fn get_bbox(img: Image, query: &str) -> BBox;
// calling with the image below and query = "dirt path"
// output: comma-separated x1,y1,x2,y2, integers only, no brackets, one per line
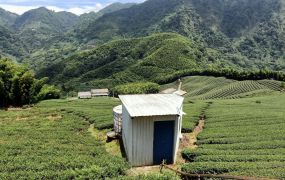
190,119,205,148
177,102,212,161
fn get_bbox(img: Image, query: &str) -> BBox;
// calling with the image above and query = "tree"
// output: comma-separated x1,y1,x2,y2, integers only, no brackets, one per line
281,82,285,90
0,58,60,107
0,79,5,107
37,85,60,100
19,71,35,105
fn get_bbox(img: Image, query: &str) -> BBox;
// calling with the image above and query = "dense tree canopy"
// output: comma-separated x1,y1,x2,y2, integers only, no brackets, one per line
0,58,60,107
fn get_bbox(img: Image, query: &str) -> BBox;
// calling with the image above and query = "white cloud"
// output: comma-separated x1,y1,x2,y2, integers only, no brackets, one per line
65,4,104,15
0,3,106,15
0,4,39,15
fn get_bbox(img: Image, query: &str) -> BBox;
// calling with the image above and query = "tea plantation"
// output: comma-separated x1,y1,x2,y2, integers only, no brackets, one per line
0,98,127,179
163,76,285,178
182,94,285,179
162,76,282,100
38,97,121,130
0,76,284,179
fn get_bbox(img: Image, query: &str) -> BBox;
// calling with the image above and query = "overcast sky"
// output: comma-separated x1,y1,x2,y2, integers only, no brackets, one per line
0,0,144,15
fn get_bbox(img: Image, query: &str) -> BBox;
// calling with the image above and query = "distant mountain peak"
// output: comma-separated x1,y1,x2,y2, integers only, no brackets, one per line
98,2,136,14
0,7,19,27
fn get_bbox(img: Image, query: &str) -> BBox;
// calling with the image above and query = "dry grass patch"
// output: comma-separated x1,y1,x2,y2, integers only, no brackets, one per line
47,113,62,121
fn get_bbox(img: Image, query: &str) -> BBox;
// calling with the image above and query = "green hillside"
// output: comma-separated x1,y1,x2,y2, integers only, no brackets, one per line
75,0,285,71
182,94,285,179
0,8,18,27
0,25,25,58
162,76,282,100
36,33,232,90
13,7,79,53
1,0,285,73
14,7,78,31
0,3,138,61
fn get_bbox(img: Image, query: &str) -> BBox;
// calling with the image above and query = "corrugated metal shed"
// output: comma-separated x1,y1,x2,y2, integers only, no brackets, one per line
78,92,92,99
120,94,184,167
119,94,184,117
91,89,109,96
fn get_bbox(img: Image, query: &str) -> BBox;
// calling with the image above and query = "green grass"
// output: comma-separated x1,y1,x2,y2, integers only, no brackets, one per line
0,98,128,179
182,93,285,179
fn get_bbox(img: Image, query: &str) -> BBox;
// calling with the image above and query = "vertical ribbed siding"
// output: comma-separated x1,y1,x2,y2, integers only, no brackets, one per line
130,115,179,166
122,105,132,162
131,117,154,166
123,114,182,167
173,116,179,164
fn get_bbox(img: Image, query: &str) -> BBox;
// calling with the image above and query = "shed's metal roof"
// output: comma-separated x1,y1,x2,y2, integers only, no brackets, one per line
119,94,184,117
78,92,92,96
91,89,109,93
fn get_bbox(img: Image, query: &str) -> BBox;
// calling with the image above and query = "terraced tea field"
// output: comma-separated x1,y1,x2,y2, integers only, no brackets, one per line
1,76,284,179
38,97,121,129
181,94,285,179
0,98,127,179
162,76,282,100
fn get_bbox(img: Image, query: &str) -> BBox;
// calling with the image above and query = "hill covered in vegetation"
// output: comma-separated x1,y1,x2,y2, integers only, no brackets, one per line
1,0,285,89
36,33,232,90
74,0,285,71
0,3,136,60
162,76,283,100
0,8,18,27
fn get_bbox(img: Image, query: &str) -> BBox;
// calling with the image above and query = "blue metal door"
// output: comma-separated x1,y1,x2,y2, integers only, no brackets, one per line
153,120,175,165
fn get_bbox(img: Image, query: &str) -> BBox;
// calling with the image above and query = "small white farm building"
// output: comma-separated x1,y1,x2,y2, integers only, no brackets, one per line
119,94,184,167
78,92,92,99
91,89,109,97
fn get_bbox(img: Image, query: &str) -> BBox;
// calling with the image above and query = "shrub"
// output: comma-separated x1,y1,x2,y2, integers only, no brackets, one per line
181,149,200,162
37,85,61,100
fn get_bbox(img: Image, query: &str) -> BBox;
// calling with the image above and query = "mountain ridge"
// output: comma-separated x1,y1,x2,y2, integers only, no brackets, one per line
0,3,137,59
0,0,285,88
74,0,285,71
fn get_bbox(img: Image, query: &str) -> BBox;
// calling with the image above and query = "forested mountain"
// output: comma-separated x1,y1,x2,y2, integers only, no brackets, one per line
1,0,285,90
99,2,136,14
74,2,136,40
13,7,79,53
0,8,23,58
14,7,78,31
0,25,25,58
37,33,233,90
0,8,18,27
75,0,285,71
0,3,137,60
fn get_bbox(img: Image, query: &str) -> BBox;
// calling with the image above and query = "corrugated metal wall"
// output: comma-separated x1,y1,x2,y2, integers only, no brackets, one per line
122,104,183,166
131,115,179,166
122,105,132,162
131,117,154,166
